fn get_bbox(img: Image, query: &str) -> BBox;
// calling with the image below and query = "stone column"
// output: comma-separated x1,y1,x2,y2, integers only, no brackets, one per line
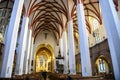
29,37,34,74
0,0,24,77
62,30,68,74
68,20,76,74
15,16,29,75
23,29,32,74
3,25,8,44
59,38,64,64
99,0,120,79
76,0,92,76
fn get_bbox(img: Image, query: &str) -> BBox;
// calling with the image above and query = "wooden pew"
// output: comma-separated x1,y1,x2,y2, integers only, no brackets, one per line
48,73,68,80
68,75,105,80
9,72,114,80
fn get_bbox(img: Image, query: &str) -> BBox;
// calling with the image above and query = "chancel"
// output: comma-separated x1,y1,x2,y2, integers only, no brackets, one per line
0,0,120,80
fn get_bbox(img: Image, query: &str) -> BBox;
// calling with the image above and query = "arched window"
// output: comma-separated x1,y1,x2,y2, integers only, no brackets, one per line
89,17,99,31
93,18,99,30
95,58,109,74
89,17,101,43
98,59,105,72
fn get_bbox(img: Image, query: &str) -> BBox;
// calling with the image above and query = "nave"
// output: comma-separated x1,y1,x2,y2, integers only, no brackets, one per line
0,0,120,80
0,71,114,80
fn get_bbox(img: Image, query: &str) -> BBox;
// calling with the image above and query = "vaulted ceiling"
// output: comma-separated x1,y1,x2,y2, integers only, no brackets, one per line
27,0,101,39
0,0,119,43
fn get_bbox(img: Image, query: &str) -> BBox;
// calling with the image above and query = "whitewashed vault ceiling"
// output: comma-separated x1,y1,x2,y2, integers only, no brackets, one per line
0,0,119,42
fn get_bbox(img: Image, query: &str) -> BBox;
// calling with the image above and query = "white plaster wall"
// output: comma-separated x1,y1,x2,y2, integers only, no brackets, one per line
88,23,107,47
33,31,59,57
75,21,107,51
98,24,107,40
33,31,60,71
88,33,95,47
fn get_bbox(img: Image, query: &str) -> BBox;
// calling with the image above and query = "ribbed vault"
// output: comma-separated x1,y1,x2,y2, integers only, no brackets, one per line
28,0,68,41
0,0,119,44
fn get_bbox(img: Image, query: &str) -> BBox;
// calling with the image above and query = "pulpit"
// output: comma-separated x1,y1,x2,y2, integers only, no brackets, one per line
56,49,64,73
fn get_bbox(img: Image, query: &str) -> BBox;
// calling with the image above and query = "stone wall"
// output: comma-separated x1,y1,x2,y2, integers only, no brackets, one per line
75,39,114,76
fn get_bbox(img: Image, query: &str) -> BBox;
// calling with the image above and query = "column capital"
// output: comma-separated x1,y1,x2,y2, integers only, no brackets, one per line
67,11,72,21
63,28,66,32
28,26,32,30
77,0,84,4
67,0,72,21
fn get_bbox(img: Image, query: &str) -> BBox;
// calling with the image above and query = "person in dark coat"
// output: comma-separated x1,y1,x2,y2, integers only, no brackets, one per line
42,71,47,80
67,76,73,80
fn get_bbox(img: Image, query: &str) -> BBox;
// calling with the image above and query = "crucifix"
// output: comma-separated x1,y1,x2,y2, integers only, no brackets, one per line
44,33,48,39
